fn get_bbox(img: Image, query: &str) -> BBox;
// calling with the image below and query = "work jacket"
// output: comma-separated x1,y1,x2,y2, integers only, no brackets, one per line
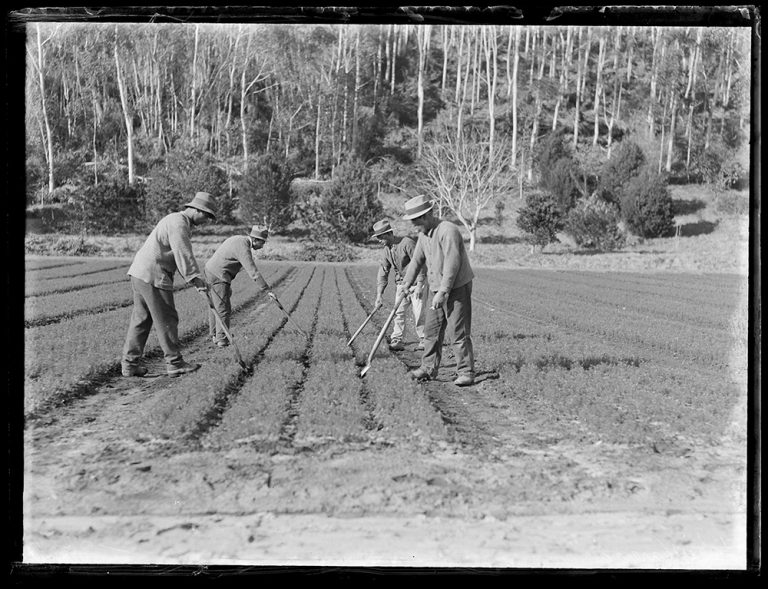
403,220,474,294
128,212,202,291
377,236,425,296
205,235,269,290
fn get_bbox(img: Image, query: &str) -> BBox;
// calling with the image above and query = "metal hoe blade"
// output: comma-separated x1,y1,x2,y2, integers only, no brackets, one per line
347,303,381,347
270,295,309,338
202,291,247,369
359,293,405,378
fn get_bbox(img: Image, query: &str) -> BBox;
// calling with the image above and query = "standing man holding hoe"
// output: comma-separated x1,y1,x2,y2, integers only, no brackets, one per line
400,194,476,387
204,225,274,348
121,191,216,378
372,219,427,351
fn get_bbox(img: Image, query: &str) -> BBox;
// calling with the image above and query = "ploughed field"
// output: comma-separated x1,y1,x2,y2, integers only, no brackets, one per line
21,258,749,568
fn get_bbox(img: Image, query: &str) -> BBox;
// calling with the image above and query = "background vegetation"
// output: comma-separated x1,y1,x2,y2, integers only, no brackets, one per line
23,21,751,253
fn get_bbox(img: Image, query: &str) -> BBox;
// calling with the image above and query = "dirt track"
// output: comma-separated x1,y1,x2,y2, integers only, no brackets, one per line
22,300,748,569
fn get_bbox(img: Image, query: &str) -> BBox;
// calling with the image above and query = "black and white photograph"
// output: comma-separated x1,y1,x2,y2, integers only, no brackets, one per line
8,5,759,576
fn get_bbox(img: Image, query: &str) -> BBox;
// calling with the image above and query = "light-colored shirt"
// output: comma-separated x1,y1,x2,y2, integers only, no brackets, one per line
205,235,269,290
377,236,425,295
403,220,474,294
128,212,202,290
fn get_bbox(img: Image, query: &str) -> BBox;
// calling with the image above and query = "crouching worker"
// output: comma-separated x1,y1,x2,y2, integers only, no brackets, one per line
371,219,426,351
121,191,215,378
205,225,273,348
400,194,476,387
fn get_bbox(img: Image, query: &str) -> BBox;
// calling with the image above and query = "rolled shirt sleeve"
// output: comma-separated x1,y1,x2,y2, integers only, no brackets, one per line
402,237,427,289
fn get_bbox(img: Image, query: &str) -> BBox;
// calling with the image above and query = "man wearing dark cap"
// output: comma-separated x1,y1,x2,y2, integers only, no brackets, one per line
204,225,274,347
371,219,426,351
400,194,476,386
121,191,216,377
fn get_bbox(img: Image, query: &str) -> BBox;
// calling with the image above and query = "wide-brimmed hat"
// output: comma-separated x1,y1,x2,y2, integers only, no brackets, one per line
249,225,269,242
402,194,434,220
371,219,393,237
184,192,217,218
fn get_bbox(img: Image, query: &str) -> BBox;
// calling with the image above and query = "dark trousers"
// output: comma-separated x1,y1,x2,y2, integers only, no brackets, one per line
420,281,474,377
122,276,183,368
206,271,231,344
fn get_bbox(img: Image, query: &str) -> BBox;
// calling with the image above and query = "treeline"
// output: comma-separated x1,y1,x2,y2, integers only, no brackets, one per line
25,23,750,246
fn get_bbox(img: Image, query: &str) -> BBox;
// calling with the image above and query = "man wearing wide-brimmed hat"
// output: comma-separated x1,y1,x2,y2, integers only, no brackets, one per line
204,225,274,348
400,194,476,386
371,219,426,351
121,191,216,378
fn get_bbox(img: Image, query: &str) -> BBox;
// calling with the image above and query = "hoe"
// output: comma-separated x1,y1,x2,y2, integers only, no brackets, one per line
269,293,309,338
347,302,382,347
360,291,406,377
202,290,247,369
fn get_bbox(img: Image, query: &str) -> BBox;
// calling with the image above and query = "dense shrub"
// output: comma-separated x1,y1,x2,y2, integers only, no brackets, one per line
238,153,295,231
515,191,564,249
598,140,646,205
544,158,581,212
620,168,676,238
535,129,572,178
145,146,234,225
316,158,384,243
294,240,358,262
69,180,147,234
564,194,626,251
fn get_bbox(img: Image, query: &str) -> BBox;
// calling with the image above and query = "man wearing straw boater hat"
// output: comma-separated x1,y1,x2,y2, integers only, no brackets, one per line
371,219,427,351
121,191,216,378
204,225,274,348
400,194,476,386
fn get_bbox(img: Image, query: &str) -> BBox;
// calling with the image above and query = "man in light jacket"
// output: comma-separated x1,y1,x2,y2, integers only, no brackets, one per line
400,194,476,387
121,191,215,377
205,225,274,347
372,219,427,351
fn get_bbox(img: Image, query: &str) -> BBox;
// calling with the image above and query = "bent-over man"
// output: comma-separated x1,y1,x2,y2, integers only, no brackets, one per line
371,219,426,351
400,194,475,387
121,191,215,377
204,225,273,347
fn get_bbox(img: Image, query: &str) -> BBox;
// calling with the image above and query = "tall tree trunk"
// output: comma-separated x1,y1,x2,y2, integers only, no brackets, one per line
573,27,583,147
482,26,498,162
31,24,55,196
353,26,361,151
417,25,431,157
665,92,677,173
511,27,520,163
528,29,546,181
315,93,322,179
114,27,135,185
189,24,199,141
592,35,606,145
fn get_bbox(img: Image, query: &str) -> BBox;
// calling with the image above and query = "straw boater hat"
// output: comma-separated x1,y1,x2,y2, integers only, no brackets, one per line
249,225,269,242
402,194,434,220
184,192,217,219
371,219,393,237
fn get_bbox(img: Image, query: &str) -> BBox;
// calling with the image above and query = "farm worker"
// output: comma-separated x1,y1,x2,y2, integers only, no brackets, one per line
204,225,273,347
121,192,216,378
400,194,476,387
371,219,427,351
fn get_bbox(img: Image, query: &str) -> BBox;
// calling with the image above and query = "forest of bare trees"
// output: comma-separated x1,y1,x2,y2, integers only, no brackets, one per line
24,22,751,246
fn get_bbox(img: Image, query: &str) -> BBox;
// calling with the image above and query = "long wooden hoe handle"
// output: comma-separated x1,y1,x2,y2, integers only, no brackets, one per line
270,295,309,338
360,292,406,377
347,303,382,347
202,290,247,369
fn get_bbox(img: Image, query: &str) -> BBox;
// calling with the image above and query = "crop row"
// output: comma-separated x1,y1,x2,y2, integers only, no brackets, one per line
25,259,88,271
477,268,744,331
344,265,745,446
130,265,318,442
472,272,739,369
25,259,128,282
23,265,294,418
25,264,132,298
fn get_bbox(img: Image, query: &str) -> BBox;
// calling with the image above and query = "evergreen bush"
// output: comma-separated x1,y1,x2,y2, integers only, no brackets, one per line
145,147,234,225
620,168,676,238
564,194,626,251
239,153,295,231
598,140,646,206
316,158,383,243
70,180,147,234
515,190,564,249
